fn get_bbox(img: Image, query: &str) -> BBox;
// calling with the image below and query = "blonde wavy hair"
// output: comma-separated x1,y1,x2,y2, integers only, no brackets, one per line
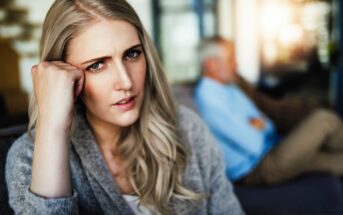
28,0,202,213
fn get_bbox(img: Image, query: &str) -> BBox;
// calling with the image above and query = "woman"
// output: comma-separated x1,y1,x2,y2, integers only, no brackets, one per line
5,0,244,214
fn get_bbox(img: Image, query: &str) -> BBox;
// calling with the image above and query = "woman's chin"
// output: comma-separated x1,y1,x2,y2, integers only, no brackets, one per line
87,107,141,129
113,111,140,127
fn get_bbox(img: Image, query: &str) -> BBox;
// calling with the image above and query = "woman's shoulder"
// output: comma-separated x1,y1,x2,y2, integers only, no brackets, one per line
11,131,34,149
6,132,35,166
176,106,230,193
176,105,217,153
176,105,205,131
176,105,200,122
176,104,210,137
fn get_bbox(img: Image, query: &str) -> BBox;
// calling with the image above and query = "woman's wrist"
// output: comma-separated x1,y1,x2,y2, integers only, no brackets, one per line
36,113,72,135
31,116,72,198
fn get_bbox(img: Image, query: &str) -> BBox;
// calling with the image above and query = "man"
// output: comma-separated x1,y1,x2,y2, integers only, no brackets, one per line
195,36,343,185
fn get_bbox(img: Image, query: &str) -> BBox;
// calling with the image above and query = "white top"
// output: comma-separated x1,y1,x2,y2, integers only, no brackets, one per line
122,194,159,215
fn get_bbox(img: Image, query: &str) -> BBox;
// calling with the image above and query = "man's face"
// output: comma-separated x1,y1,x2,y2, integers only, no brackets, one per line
217,42,237,84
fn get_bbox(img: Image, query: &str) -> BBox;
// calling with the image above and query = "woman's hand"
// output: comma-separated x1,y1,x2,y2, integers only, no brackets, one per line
30,61,84,198
31,61,84,130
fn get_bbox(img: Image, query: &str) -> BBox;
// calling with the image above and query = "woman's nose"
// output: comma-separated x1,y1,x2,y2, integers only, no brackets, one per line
113,62,133,91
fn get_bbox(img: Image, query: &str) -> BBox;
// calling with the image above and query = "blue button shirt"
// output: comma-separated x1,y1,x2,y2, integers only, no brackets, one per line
194,77,280,181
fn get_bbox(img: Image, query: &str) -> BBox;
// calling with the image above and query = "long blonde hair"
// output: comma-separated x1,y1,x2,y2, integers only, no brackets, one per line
28,0,202,213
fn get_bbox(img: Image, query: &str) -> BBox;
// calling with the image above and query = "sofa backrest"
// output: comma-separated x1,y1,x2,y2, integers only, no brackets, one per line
171,83,199,113
0,124,27,214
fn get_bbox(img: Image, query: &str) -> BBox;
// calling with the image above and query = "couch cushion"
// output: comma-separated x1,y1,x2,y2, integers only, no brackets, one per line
0,124,27,214
235,172,343,215
171,84,199,113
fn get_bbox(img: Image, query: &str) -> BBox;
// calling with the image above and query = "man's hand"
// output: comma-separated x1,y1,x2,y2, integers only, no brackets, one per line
249,117,265,131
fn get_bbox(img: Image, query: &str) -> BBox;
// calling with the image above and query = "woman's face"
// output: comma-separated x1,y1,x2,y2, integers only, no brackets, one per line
67,19,147,130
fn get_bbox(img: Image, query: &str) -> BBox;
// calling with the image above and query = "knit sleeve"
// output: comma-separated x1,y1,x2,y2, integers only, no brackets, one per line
5,133,79,215
177,106,245,215
205,131,244,215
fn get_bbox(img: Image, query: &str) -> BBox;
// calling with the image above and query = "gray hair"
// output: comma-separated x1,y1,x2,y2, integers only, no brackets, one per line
198,36,233,64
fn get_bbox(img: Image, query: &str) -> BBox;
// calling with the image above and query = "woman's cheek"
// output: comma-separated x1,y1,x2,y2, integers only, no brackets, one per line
81,80,101,106
134,63,147,88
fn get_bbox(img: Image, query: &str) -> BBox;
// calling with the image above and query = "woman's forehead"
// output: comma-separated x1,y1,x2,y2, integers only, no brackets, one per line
67,19,140,62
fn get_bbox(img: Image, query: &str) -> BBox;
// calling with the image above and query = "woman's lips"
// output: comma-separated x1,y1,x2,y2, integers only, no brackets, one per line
112,96,135,111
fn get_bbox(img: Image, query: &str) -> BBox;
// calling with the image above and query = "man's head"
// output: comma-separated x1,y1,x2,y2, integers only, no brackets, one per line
198,36,237,84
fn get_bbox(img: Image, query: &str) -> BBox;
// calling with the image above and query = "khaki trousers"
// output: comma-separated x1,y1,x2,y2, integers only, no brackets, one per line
242,109,343,185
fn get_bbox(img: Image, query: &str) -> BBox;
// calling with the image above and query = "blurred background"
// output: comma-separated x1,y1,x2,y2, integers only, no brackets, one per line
0,0,342,128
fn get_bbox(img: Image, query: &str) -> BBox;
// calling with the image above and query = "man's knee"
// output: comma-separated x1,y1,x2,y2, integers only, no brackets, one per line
308,109,341,128
251,154,285,185
311,109,335,118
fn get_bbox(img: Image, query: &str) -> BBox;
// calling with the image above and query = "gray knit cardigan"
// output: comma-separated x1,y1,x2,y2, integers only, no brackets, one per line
6,106,244,215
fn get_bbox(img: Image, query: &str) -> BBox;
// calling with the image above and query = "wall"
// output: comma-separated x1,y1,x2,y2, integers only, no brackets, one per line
235,0,260,84
12,0,54,95
217,0,260,84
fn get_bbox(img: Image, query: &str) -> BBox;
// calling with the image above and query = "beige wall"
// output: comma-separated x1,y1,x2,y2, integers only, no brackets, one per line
217,0,260,84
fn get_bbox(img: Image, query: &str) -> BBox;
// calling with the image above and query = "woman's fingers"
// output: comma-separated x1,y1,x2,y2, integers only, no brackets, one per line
31,65,38,73
31,61,85,128
74,69,85,102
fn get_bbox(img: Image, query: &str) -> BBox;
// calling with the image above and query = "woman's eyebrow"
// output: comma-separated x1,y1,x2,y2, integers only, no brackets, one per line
81,44,142,65
126,44,142,51
81,56,110,65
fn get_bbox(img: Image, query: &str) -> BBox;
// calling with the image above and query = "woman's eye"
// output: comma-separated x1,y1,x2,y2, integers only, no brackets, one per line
87,61,103,72
125,50,141,61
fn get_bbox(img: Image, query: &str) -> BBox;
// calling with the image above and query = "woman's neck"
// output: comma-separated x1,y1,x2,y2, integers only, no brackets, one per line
85,110,121,151
84,111,134,194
